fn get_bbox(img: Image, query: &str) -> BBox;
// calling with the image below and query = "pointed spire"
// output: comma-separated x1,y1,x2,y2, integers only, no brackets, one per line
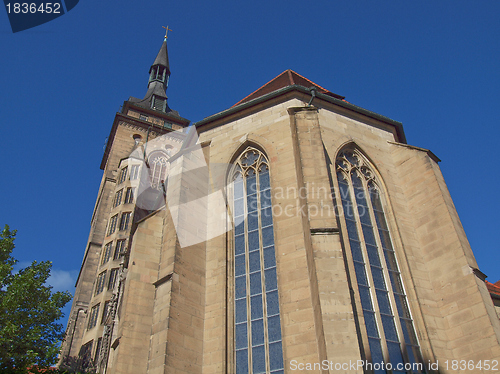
148,32,170,90
150,38,170,77
135,31,172,113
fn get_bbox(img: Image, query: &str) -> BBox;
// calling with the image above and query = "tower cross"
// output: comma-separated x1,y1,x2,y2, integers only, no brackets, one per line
162,26,173,39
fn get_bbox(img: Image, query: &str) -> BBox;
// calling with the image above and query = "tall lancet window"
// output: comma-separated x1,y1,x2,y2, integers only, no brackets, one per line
148,151,169,190
335,149,424,374
231,147,284,374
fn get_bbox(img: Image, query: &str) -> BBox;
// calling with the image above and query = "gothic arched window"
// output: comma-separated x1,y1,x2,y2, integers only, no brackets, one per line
230,147,284,374
148,151,169,190
335,149,424,374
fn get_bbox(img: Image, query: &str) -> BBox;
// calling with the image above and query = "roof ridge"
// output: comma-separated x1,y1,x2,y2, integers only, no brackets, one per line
288,69,331,93
486,280,500,295
287,69,295,85
231,70,290,108
231,69,345,108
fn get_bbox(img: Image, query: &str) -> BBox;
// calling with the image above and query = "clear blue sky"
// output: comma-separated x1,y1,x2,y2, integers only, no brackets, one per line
1,1,499,329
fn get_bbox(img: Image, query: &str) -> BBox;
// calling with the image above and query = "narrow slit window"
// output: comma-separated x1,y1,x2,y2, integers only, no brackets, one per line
119,167,128,184
113,189,123,208
88,305,100,330
130,165,140,180
108,268,119,291
95,271,107,296
124,187,134,204
101,301,110,325
119,212,132,231
101,242,113,265
107,215,118,236
114,239,126,259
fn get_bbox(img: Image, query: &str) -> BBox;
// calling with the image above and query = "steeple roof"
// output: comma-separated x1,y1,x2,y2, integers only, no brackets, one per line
232,69,345,107
129,37,177,115
150,39,170,75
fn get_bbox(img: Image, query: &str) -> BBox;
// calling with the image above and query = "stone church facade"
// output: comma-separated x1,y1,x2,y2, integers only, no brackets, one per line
59,36,500,374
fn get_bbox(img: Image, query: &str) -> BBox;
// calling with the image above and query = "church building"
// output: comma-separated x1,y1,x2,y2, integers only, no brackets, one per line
59,34,500,374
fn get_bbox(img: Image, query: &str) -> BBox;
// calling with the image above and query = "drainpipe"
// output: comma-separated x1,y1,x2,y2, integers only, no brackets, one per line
143,125,152,162
307,86,317,106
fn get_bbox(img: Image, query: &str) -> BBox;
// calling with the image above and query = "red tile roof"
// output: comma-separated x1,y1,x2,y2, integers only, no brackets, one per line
232,69,345,108
486,280,500,297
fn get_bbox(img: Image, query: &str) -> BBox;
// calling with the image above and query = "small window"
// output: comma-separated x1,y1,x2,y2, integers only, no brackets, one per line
152,96,166,111
101,301,110,325
164,145,173,157
139,114,148,121
88,305,100,330
108,268,119,291
95,271,107,296
113,189,123,208
124,187,134,204
94,338,102,362
132,134,142,145
119,212,132,231
114,239,126,260
79,340,93,368
157,66,165,80
101,242,113,265
119,167,128,184
130,165,140,180
107,215,118,236
164,121,172,129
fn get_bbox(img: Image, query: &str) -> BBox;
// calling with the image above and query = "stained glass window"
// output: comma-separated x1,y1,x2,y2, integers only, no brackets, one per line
335,149,424,374
231,147,284,374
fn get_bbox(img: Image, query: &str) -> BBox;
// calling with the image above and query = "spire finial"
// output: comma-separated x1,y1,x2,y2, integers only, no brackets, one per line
162,26,172,40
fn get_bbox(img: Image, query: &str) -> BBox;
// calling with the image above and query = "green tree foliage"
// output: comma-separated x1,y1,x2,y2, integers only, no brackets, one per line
0,225,72,373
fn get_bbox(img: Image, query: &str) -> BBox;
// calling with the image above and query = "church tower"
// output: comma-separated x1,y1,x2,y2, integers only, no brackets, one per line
60,35,500,374
59,33,190,371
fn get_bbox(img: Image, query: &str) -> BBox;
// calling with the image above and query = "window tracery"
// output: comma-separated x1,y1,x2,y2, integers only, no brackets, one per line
335,148,424,374
148,151,169,190
230,146,284,374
